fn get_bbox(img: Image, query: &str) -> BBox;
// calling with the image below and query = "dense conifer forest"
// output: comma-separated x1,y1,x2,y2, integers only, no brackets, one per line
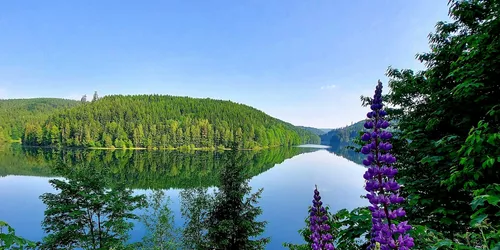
0,98,80,142
13,95,319,149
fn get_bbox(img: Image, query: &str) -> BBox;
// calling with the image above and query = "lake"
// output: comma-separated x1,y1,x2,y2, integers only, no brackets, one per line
0,144,367,249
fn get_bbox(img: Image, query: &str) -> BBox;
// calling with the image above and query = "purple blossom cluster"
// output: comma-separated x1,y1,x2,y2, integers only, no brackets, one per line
309,186,335,250
361,80,414,249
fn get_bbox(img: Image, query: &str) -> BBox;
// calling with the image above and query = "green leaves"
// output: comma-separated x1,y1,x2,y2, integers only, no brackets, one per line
0,221,37,249
376,0,500,240
430,239,453,250
482,156,496,168
451,80,484,98
470,211,488,227
39,166,145,249
284,206,370,250
330,207,371,249
332,0,500,248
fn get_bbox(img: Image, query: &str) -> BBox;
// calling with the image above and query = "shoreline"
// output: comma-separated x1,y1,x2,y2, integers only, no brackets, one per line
6,143,296,151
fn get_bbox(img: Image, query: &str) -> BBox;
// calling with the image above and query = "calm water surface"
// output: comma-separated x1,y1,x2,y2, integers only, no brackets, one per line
0,145,367,249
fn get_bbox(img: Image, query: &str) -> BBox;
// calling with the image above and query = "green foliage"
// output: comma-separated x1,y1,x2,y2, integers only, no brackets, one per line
204,148,270,249
284,0,500,249
178,147,270,250
444,105,500,248
0,221,37,249
39,166,146,249
321,120,398,153
0,98,80,141
0,145,55,177
283,206,370,250
410,222,500,250
19,95,319,148
320,121,365,146
330,207,371,249
139,190,182,250
408,225,452,250
362,0,500,238
297,126,327,136
92,91,99,102
0,126,10,143
326,0,500,248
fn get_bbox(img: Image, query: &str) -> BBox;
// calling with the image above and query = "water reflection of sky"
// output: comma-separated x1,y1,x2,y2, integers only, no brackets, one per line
0,176,57,241
249,150,368,247
0,149,367,249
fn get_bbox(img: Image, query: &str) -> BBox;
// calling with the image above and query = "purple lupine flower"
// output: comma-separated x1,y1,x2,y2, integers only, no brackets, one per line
309,185,335,250
362,80,414,250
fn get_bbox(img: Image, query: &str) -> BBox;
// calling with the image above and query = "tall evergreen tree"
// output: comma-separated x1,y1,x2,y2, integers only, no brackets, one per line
92,91,99,102
204,144,270,249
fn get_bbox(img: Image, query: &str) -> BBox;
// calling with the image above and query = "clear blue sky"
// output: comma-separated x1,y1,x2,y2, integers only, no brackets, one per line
0,0,450,128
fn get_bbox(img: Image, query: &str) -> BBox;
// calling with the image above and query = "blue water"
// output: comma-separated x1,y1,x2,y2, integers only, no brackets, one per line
0,147,367,249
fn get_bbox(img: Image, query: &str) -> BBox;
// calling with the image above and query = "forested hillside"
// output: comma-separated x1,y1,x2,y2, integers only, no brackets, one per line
297,126,326,136
320,120,364,146
0,98,80,142
22,95,320,149
320,120,398,147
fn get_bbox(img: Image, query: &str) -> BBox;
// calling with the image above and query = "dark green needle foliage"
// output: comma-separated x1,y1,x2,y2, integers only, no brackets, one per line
18,95,319,148
204,144,270,250
179,144,270,250
0,98,80,142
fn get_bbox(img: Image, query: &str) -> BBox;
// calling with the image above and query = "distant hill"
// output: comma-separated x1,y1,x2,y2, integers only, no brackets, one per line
318,128,334,133
21,95,320,149
320,119,399,147
320,120,365,146
297,126,327,136
0,98,81,142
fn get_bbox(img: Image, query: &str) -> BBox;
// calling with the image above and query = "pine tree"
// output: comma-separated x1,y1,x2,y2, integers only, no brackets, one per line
92,91,99,102
205,146,270,249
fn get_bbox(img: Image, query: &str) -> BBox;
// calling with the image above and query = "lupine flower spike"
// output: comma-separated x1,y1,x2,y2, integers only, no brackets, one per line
309,185,335,250
361,80,414,250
